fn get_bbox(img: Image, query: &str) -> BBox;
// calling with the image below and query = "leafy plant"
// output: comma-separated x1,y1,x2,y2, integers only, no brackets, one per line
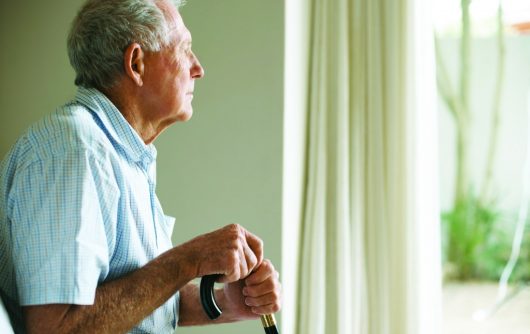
441,193,500,279
477,219,530,281
441,191,530,281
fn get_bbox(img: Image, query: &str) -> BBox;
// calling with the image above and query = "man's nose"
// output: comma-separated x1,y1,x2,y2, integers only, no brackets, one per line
191,53,204,79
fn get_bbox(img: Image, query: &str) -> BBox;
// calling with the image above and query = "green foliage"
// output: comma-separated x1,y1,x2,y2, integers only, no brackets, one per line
478,220,530,282
442,194,530,281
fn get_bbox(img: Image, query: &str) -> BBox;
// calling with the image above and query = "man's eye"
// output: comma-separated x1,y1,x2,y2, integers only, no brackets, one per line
180,46,191,56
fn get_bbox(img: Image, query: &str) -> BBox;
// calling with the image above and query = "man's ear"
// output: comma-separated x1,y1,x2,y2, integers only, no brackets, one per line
123,43,145,86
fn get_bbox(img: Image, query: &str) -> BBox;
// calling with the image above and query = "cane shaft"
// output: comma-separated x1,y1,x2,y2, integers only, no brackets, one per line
261,314,279,334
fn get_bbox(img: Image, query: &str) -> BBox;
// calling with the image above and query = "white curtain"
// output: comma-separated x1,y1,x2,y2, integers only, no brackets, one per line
282,0,441,333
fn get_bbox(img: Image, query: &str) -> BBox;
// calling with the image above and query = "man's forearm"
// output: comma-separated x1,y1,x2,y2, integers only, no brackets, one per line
25,223,268,333
25,245,194,334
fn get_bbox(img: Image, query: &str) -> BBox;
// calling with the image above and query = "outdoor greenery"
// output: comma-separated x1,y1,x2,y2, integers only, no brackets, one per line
478,218,530,281
436,1,530,281
441,194,530,281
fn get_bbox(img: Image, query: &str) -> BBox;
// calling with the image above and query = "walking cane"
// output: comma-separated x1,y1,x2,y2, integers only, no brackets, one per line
200,274,279,334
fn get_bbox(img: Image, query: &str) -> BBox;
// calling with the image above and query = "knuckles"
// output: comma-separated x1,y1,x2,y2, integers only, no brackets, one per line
262,259,274,271
271,288,282,313
226,223,243,235
270,289,280,301
226,249,240,267
225,224,244,249
256,238,264,252
270,303,281,313
209,224,275,282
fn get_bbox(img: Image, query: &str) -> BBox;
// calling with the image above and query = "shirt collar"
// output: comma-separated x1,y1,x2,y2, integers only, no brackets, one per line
74,86,157,165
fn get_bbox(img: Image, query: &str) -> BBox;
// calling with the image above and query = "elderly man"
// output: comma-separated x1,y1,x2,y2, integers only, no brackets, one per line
0,0,281,333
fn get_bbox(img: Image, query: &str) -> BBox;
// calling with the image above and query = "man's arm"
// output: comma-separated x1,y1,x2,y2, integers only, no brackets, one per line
24,246,190,334
23,224,263,334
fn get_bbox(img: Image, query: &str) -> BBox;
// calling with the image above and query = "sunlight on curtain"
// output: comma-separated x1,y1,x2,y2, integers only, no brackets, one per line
282,0,442,333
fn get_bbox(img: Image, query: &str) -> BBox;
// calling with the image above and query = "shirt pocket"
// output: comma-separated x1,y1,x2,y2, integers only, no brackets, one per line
157,214,175,252
162,215,175,238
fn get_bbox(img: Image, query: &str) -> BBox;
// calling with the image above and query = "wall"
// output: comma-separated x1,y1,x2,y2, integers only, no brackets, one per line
0,1,81,154
0,1,284,334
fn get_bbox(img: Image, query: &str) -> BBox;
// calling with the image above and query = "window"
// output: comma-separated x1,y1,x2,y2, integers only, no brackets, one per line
436,1,530,333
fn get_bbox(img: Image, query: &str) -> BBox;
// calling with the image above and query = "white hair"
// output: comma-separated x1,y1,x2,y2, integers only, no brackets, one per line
67,0,185,90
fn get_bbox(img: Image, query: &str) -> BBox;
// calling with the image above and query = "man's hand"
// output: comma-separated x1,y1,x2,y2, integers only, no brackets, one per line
223,259,282,320
178,259,282,326
180,224,264,282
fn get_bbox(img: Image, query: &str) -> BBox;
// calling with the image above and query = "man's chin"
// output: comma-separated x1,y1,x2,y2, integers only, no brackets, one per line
176,109,193,122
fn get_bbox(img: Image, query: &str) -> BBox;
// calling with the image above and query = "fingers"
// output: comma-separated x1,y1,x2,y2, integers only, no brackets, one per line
217,224,262,283
244,291,277,306
244,229,264,267
243,276,278,298
242,259,282,314
242,236,258,276
248,303,281,315
245,259,278,286
244,285,282,315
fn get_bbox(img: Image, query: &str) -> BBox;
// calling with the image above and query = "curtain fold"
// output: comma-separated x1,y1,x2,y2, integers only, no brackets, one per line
292,0,441,333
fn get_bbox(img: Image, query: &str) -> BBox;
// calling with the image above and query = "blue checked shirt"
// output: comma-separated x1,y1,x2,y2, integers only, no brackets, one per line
0,87,179,333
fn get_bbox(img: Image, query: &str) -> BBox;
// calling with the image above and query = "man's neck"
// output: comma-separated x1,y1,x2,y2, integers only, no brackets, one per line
102,86,161,145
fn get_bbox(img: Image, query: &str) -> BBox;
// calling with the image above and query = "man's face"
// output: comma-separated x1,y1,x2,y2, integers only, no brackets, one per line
142,3,204,125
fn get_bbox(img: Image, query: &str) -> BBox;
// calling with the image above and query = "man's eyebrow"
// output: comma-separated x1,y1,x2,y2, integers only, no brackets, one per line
177,37,192,48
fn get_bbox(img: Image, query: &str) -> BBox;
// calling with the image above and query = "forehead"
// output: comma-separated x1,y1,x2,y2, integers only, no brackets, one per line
157,0,191,45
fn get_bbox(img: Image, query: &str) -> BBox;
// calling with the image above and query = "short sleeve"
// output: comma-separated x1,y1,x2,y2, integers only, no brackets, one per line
8,148,119,306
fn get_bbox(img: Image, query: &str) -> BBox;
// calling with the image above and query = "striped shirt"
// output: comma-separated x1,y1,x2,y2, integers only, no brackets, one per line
0,87,179,333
